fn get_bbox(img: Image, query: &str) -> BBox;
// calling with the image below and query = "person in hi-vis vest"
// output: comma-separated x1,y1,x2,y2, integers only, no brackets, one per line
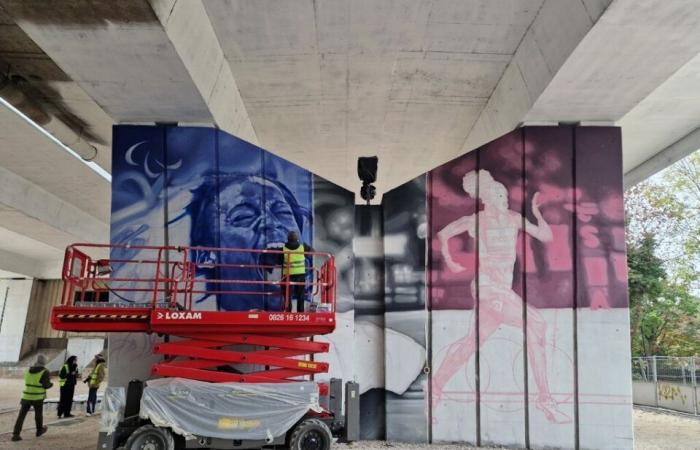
278,231,313,312
12,354,52,442
83,354,106,416
57,355,78,419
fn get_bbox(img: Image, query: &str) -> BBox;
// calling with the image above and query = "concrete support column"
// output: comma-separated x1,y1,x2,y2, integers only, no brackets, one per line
0,278,34,363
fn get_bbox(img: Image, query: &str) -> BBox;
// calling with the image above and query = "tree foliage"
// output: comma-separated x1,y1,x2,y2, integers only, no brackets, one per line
626,151,700,356
627,236,700,356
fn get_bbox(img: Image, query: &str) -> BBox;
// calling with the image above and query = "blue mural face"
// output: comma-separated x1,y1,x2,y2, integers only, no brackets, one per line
111,125,313,311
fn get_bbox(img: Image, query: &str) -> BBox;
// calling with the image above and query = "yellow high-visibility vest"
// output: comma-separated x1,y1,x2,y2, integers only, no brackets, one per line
282,244,306,276
59,363,69,387
22,369,47,401
89,362,105,387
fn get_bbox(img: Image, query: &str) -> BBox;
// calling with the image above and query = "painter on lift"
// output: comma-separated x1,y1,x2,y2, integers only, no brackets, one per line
279,231,312,312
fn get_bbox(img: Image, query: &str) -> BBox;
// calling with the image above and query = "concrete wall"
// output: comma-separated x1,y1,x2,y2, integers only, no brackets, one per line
381,125,633,448
21,279,67,358
0,279,33,362
66,337,106,373
107,125,355,388
657,383,696,415
632,381,656,407
106,124,632,448
634,380,700,416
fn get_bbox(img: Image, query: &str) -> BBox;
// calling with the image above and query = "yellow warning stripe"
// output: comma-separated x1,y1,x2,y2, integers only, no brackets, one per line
56,313,149,320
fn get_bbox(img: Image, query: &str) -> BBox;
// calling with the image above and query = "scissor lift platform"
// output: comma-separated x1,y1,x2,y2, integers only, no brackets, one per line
52,306,335,336
52,243,337,383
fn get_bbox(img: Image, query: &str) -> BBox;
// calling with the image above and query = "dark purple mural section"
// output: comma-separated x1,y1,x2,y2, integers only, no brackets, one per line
428,126,626,311
574,127,627,309
429,149,478,310
524,126,575,309
421,125,628,446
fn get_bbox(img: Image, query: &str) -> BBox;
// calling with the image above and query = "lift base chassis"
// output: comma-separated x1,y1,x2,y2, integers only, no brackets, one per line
97,379,359,450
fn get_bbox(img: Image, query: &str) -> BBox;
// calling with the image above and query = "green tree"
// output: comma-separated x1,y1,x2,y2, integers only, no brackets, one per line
626,151,700,356
627,235,700,356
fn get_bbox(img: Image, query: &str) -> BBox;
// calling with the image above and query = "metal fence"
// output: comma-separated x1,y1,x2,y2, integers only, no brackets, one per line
632,356,700,385
632,356,700,415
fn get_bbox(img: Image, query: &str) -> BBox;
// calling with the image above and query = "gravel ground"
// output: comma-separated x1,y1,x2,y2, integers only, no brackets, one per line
633,406,700,450
1,375,699,450
0,378,92,414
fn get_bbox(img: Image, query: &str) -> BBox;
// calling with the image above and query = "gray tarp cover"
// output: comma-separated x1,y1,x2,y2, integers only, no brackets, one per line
140,378,321,440
101,387,126,434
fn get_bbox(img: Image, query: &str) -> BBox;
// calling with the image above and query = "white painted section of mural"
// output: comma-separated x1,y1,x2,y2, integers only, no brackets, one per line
577,308,633,450
315,309,354,386
0,279,33,363
431,308,631,449
528,309,575,449
431,309,477,444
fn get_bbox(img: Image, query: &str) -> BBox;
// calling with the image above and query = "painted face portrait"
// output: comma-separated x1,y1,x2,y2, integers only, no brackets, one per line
187,173,309,311
219,176,300,250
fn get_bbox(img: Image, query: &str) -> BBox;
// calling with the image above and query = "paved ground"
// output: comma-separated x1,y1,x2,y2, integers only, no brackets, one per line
0,376,698,450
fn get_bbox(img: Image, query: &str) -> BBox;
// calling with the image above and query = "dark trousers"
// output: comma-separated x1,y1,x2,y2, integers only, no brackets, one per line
288,274,306,312
57,384,75,417
13,400,43,436
87,387,98,414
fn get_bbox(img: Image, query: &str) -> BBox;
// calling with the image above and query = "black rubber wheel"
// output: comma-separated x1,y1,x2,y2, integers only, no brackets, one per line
124,425,175,450
288,418,332,450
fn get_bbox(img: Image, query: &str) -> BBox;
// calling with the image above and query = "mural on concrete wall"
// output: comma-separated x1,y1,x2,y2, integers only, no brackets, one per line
108,125,353,387
111,126,313,311
574,127,632,449
312,175,355,389
354,206,386,439
422,126,631,449
108,124,631,449
383,176,428,442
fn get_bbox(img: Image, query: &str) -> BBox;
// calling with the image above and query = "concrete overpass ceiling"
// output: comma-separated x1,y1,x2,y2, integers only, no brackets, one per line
0,226,63,262
522,0,700,176
0,103,110,222
0,0,700,279
203,0,544,193
0,3,113,170
1,0,212,124
0,101,109,276
619,51,700,174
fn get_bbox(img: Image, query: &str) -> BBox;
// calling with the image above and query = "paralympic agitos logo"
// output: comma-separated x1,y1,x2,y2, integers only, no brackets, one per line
156,311,203,320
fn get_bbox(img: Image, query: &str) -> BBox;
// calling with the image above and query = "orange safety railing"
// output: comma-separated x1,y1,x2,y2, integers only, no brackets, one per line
60,243,336,313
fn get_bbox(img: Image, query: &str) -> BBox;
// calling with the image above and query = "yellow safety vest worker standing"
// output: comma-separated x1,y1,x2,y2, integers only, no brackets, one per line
89,362,105,388
282,244,306,276
13,354,51,441
22,369,47,401
58,364,68,387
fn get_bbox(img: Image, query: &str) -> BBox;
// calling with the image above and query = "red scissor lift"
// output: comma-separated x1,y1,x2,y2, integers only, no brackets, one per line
51,244,355,450
53,243,337,382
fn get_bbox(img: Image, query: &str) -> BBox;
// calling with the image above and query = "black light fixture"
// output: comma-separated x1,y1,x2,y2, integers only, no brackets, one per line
357,156,378,205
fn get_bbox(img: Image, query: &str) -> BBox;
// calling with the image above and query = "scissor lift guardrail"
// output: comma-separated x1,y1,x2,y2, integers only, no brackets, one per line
51,243,336,383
